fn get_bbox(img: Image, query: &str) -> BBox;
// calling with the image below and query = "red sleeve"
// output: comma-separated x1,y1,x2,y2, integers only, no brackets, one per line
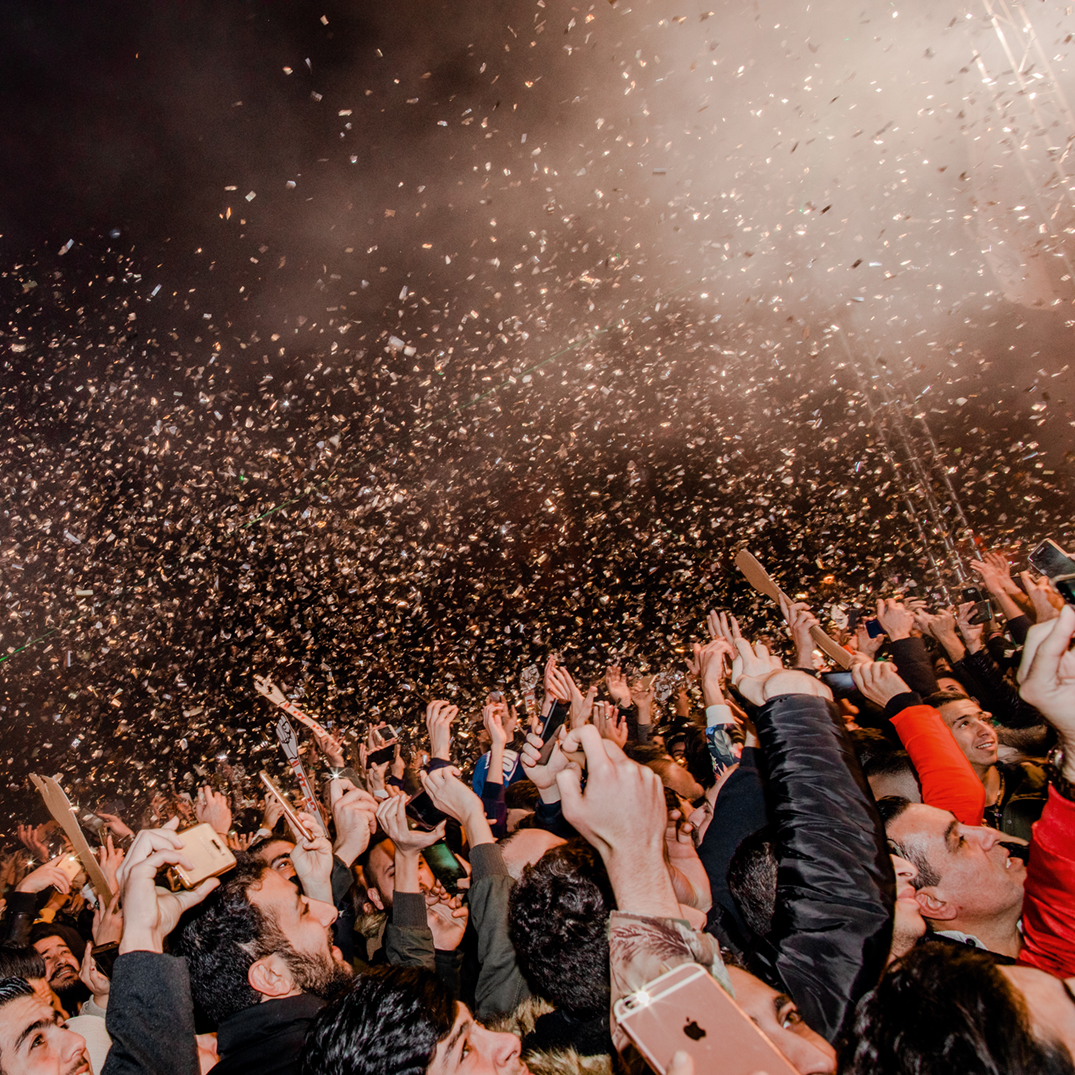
890,705,985,826
1019,788,1075,979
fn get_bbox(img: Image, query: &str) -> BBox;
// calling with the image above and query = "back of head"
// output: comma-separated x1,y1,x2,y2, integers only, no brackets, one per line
178,854,279,1025
727,828,777,939
839,942,1075,1075
302,967,453,1075
0,947,46,982
508,839,614,1018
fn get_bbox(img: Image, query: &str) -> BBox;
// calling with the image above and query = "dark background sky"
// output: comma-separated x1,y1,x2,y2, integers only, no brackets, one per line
2,0,1075,826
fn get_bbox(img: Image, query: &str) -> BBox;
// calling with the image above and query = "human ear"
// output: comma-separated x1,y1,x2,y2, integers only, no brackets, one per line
915,888,956,921
365,887,385,913
248,953,295,999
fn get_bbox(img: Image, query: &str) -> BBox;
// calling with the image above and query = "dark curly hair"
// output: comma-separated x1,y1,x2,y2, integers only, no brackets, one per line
177,855,286,1025
508,838,615,1018
301,967,454,1075
839,942,1075,1075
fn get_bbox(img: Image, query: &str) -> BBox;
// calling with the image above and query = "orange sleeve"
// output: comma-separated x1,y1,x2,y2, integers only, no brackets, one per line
890,704,986,825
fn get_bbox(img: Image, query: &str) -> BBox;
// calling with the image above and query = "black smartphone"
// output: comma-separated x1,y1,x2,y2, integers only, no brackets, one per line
537,703,569,765
1029,539,1075,605
90,941,120,979
422,840,468,895
865,618,884,638
961,586,993,625
406,790,448,832
368,742,397,766
819,670,858,699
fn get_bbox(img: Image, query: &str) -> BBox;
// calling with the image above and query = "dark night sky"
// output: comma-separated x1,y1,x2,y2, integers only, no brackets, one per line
2,0,1075,826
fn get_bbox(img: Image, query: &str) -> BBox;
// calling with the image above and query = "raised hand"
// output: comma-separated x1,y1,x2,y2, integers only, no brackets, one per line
420,767,485,828
96,835,125,895
779,594,820,668
80,942,111,1007
730,633,784,706
695,638,734,707
605,664,633,708
194,785,232,836
390,743,406,781
1018,604,1075,776
628,676,657,725
312,725,346,769
544,656,573,704
330,778,379,867
92,893,124,946
954,601,986,653
116,819,219,955
875,598,915,641
425,700,458,762
483,704,510,752
261,795,285,833
592,701,629,749
855,622,885,659
924,608,965,662
16,823,49,862
1019,571,1063,624
852,660,912,709
375,795,446,854
14,855,73,896
95,811,134,840
556,726,680,918
288,811,335,904
519,728,572,799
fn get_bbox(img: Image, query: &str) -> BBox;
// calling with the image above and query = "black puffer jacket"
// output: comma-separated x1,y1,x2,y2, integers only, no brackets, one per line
747,692,895,1042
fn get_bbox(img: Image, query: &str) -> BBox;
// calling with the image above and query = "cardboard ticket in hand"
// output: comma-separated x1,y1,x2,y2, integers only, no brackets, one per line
29,774,113,903
733,549,853,670
253,675,329,735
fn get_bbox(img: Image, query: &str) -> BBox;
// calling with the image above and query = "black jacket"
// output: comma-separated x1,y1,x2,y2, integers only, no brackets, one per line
214,994,325,1075
748,693,895,1042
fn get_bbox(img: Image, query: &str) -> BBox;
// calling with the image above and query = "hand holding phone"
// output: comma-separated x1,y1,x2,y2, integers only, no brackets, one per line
259,772,313,842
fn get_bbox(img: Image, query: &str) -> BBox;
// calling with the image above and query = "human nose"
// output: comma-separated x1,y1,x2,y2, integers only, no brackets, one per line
473,1025,522,1068
965,824,999,849
61,1027,87,1063
782,1031,836,1075
308,897,338,927
891,854,918,883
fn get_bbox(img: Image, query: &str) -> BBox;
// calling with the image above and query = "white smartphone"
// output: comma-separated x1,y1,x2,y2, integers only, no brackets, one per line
614,963,798,1075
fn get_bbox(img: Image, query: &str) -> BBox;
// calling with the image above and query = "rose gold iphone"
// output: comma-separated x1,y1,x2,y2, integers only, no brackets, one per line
614,962,798,1075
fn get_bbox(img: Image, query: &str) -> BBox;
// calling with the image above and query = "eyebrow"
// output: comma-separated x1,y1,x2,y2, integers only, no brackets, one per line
444,1018,471,1060
943,820,960,852
772,993,794,1018
16,1017,54,1052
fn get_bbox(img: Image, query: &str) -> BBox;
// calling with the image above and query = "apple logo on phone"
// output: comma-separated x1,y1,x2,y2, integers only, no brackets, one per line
683,1019,706,1041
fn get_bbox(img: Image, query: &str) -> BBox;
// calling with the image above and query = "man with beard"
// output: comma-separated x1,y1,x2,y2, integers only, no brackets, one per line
178,845,352,1075
28,927,89,1018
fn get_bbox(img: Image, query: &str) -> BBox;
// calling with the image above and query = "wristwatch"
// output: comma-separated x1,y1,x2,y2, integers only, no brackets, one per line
1046,745,1075,802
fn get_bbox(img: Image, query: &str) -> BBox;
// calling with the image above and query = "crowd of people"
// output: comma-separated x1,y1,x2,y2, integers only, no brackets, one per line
1,547,1074,1075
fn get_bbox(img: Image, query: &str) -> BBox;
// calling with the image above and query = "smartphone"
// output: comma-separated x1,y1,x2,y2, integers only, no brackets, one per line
422,840,468,896
173,823,237,889
259,771,313,842
961,586,993,625
55,852,83,883
865,618,885,638
90,941,119,979
820,670,858,699
614,963,797,1075
1028,539,1075,605
368,741,398,766
406,790,448,832
537,703,569,765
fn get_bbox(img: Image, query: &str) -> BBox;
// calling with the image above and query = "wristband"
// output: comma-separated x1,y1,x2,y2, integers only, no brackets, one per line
705,704,734,727
254,827,272,839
